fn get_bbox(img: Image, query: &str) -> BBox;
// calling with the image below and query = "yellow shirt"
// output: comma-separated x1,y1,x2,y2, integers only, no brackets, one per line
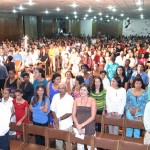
48,48,56,57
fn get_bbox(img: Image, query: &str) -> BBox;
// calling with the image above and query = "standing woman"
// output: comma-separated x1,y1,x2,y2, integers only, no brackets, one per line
61,71,75,94
81,64,93,87
125,76,148,138
115,66,128,90
46,73,61,103
33,68,48,91
72,84,97,150
106,76,126,135
30,84,50,145
4,69,21,98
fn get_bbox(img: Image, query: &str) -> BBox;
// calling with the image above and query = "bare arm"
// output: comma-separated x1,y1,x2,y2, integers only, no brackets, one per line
40,101,49,112
46,82,50,98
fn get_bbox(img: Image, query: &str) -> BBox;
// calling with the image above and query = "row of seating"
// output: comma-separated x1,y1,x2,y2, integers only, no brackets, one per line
95,114,145,144
10,122,148,150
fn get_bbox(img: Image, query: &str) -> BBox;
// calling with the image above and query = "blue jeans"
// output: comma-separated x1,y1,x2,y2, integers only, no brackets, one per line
0,131,10,150
126,109,140,138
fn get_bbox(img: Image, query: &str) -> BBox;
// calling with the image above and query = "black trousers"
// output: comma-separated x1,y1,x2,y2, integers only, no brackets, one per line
0,131,10,150
33,121,48,145
96,110,103,132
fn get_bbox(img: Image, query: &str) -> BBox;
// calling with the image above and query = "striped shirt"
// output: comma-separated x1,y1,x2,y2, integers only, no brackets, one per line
90,89,106,111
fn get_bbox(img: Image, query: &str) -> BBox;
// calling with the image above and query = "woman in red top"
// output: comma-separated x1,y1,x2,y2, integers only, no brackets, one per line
12,89,28,139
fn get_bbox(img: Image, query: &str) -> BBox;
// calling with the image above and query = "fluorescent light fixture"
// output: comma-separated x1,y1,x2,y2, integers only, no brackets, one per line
91,18,93,21
74,15,77,18
137,7,143,11
108,5,113,10
111,16,114,19
88,8,93,13
84,17,86,20
112,8,116,12
115,18,118,21
45,9,49,14
136,0,142,5
106,15,109,18
85,14,88,17
99,12,102,16
56,7,61,11
94,16,97,19
120,13,124,17
70,2,78,8
66,16,69,19
12,8,17,13
26,0,35,5
127,17,130,20
73,11,77,15
18,4,25,10
107,19,110,22
100,17,103,20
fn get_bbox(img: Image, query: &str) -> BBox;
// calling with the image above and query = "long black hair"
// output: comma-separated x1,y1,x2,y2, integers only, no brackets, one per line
32,84,47,106
91,76,104,93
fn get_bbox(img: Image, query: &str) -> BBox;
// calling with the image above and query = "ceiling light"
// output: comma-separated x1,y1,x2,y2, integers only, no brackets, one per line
70,2,78,8
56,7,61,11
66,16,69,19
26,0,35,6
91,18,93,21
100,17,103,20
85,14,88,17
74,15,77,18
106,15,109,18
137,7,143,11
120,13,124,17
111,16,114,19
45,9,49,14
127,17,130,20
84,17,86,20
94,16,97,19
88,8,93,13
112,8,116,12
18,4,25,10
136,0,142,5
107,19,110,22
73,11,77,15
12,8,17,13
99,12,102,16
115,18,118,21
108,5,113,10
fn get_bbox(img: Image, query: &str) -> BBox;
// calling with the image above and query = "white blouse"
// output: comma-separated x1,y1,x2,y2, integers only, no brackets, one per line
106,86,126,115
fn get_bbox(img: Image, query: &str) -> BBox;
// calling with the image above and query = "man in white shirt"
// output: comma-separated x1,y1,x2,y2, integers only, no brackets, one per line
115,50,126,66
0,103,11,150
144,101,150,145
51,82,74,150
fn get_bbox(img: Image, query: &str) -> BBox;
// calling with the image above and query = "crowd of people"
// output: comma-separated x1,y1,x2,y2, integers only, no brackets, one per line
0,35,150,150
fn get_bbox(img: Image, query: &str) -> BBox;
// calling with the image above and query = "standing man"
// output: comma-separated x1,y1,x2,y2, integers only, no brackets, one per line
51,82,74,150
0,102,11,150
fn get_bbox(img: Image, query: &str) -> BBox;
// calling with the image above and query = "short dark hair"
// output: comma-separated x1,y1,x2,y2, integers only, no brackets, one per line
65,71,74,78
112,76,122,88
81,64,89,71
51,73,61,83
4,88,11,93
100,70,107,75
7,55,13,61
132,76,145,89
22,72,29,78
15,89,23,94
76,75,84,85
9,69,16,74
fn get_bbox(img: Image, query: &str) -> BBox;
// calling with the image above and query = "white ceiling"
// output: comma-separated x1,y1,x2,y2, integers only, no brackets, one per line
0,0,149,20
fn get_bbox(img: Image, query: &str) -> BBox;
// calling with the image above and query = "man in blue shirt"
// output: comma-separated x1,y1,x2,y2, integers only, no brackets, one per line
130,63,149,87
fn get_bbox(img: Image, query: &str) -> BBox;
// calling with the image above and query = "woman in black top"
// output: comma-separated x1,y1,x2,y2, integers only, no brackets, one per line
115,66,128,90
4,69,20,98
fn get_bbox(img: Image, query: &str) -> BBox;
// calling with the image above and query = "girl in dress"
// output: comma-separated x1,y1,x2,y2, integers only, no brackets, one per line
12,89,28,139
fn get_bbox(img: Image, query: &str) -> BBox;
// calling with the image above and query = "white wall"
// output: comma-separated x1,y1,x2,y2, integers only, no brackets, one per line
123,19,150,36
80,20,92,36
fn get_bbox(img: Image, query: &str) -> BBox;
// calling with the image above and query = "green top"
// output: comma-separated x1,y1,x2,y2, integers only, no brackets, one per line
90,89,106,111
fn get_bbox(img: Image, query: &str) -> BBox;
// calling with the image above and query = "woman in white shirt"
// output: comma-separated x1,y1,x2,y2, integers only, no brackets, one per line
106,76,126,135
